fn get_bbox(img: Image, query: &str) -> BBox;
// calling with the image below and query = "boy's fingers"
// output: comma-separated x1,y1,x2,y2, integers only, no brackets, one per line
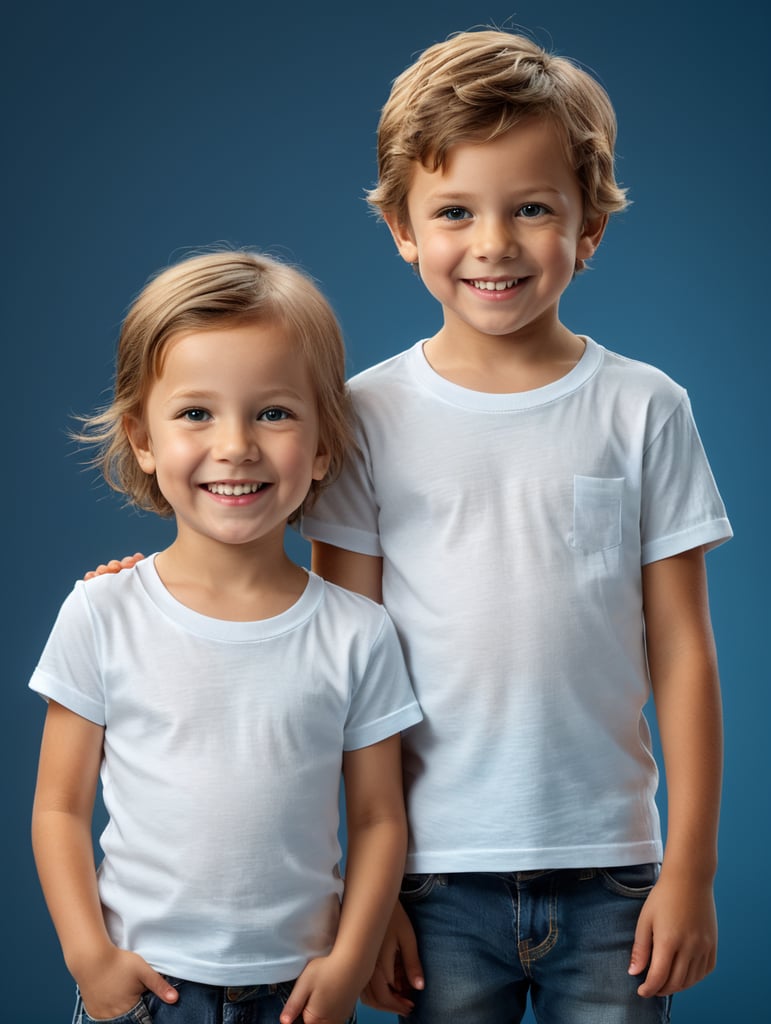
279,980,308,1024
362,969,414,1014
398,934,425,991
84,554,146,581
140,967,178,1005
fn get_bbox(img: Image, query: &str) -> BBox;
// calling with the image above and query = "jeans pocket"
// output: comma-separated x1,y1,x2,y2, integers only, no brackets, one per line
400,873,441,903
571,475,624,552
78,997,153,1024
599,863,659,898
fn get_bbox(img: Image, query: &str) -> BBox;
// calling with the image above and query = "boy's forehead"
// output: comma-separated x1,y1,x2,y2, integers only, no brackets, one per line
410,119,578,194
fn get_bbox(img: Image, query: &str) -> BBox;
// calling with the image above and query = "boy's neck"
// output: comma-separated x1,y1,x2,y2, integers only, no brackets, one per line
153,530,308,622
424,322,585,394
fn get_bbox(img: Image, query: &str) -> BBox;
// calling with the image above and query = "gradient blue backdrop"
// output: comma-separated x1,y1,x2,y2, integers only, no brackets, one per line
5,1,768,1020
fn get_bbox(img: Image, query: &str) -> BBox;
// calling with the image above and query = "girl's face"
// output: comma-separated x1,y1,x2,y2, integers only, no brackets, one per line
126,321,329,551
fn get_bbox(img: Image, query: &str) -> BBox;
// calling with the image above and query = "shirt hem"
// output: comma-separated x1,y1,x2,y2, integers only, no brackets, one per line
145,954,311,986
405,841,663,874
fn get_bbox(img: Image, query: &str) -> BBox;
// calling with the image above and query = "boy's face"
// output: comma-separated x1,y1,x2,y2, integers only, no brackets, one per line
125,322,329,551
385,118,606,351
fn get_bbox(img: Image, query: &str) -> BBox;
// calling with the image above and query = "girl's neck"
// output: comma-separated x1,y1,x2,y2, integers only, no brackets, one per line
153,531,308,622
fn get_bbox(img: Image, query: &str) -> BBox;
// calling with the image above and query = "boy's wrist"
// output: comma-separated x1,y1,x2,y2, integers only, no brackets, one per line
65,937,118,983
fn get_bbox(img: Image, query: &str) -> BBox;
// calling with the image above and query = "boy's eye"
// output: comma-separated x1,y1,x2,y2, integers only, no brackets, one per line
518,203,549,218
181,408,210,422
259,408,290,422
439,206,471,221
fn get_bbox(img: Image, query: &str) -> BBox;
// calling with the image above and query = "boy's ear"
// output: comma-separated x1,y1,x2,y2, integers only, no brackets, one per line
124,415,156,475
577,211,608,262
383,211,419,266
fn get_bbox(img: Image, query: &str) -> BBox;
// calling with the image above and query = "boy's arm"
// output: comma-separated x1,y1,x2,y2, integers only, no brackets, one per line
31,701,177,1017
311,542,383,603
630,546,723,997
280,734,408,1024
311,540,425,1013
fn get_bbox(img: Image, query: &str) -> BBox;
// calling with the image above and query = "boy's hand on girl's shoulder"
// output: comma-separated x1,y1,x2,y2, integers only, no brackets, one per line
76,946,178,1020
361,900,424,1015
279,953,361,1024
628,871,718,998
84,553,145,581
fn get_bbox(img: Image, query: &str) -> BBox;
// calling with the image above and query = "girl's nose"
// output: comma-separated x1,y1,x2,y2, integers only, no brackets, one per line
214,420,260,463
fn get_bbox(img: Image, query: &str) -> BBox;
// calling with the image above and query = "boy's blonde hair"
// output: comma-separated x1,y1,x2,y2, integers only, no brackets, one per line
77,250,353,522
368,29,629,266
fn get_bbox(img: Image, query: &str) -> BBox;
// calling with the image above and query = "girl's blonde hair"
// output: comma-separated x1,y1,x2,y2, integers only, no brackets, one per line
76,249,353,521
368,30,629,270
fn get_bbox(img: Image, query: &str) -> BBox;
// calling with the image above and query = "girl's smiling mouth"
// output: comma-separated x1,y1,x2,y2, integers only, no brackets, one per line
205,482,268,496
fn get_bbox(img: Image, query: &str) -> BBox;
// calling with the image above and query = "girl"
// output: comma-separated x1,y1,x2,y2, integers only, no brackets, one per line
30,250,421,1024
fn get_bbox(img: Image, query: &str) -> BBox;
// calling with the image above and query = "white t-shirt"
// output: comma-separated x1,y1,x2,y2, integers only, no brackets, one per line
29,559,422,984
302,337,732,873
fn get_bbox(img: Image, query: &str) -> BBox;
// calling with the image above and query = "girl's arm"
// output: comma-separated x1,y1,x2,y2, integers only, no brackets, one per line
31,701,177,1018
280,733,408,1024
630,546,723,997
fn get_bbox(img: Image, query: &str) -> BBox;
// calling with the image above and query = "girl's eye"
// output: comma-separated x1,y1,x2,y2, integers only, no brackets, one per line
440,206,471,221
182,408,210,422
259,408,290,422
518,203,548,219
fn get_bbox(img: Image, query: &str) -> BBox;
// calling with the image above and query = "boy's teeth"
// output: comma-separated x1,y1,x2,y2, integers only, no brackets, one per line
207,482,263,496
472,279,518,290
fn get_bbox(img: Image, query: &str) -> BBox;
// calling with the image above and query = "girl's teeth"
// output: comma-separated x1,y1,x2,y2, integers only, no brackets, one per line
207,483,262,496
473,279,517,291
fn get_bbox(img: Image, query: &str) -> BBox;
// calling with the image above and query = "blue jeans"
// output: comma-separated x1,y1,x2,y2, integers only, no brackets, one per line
399,867,672,1024
72,978,358,1024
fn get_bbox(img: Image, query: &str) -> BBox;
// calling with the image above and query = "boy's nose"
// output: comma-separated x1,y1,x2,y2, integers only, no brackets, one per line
472,218,518,261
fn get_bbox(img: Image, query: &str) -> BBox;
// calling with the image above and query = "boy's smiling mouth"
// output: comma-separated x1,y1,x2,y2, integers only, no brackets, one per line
468,278,520,291
205,482,268,496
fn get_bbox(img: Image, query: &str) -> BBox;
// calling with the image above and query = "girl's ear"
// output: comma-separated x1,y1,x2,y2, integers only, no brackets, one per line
124,415,156,475
311,449,331,483
383,211,419,266
577,211,608,262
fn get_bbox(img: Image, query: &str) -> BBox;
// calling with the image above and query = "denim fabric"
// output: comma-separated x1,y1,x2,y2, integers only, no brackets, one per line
73,979,358,1024
399,866,672,1024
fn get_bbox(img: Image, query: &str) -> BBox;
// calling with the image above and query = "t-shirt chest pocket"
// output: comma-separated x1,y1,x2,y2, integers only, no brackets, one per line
570,475,625,553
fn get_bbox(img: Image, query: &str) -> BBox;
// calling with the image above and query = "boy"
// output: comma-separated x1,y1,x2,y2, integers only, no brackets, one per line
303,29,731,1024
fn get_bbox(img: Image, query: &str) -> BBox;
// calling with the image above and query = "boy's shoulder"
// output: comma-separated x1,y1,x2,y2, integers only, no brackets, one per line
599,342,684,387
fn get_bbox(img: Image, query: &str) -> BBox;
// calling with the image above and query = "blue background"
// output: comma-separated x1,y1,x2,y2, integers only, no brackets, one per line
5,1,768,1020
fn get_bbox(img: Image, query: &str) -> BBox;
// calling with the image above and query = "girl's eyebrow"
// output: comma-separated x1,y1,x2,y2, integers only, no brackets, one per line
162,386,311,404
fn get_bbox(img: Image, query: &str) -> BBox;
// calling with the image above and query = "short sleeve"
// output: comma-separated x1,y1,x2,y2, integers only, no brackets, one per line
28,582,106,724
302,419,383,556
640,395,732,564
343,610,422,751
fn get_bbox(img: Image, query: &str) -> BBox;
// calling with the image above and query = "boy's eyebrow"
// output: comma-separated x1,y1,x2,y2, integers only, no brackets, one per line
424,186,566,202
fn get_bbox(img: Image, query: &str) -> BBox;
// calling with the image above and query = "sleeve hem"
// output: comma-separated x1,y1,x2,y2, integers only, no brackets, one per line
300,516,383,557
343,702,423,751
641,518,733,565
